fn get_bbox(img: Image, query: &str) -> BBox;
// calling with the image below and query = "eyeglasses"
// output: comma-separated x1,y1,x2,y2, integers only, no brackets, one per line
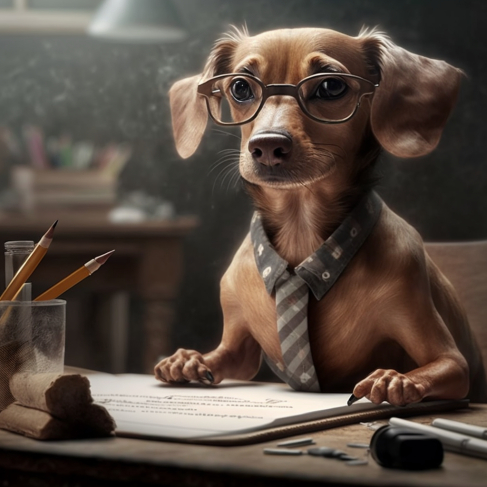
197,72,379,126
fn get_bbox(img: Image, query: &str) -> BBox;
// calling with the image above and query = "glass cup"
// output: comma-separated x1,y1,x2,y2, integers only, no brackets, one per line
0,299,66,410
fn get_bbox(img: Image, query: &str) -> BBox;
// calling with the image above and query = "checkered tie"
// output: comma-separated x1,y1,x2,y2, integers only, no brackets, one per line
275,270,320,392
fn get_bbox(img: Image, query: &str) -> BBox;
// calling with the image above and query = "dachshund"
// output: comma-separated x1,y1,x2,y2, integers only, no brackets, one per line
154,26,487,405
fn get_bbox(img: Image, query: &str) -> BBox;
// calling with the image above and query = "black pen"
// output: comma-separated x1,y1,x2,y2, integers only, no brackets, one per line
347,394,360,406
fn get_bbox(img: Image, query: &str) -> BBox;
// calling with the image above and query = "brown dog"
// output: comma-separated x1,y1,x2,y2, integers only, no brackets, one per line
155,27,487,405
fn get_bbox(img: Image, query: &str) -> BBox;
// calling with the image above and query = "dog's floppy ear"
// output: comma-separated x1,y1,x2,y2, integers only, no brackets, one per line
169,75,208,159
360,31,464,158
169,31,242,159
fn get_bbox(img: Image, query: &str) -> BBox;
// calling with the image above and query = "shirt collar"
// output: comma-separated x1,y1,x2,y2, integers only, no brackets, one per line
250,191,383,301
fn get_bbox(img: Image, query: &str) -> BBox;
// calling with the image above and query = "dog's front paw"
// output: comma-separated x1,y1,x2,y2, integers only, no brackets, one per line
352,369,426,406
154,349,216,385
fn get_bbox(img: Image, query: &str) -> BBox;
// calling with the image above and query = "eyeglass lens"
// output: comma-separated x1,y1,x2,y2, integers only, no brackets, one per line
205,74,369,124
207,76,263,124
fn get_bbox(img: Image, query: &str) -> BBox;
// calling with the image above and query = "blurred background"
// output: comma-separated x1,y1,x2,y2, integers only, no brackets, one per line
0,0,484,375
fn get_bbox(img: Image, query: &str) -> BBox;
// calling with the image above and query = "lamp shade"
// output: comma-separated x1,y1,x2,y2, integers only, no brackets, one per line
88,0,187,43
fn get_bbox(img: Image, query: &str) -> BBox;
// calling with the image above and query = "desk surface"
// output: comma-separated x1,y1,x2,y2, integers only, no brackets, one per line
0,404,486,487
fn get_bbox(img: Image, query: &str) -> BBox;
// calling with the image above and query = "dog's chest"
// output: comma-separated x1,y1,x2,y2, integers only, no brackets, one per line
241,253,414,384
242,280,377,372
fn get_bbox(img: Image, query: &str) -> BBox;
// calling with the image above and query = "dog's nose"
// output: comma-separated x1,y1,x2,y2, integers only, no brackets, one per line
248,132,292,166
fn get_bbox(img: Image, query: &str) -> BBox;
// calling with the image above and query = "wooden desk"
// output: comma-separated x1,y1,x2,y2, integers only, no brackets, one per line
0,405,486,486
0,212,197,373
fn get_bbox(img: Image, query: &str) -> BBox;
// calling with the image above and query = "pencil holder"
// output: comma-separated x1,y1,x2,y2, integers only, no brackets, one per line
0,299,66,411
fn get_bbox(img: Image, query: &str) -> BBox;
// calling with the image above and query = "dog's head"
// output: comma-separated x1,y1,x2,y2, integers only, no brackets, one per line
169,27,462,190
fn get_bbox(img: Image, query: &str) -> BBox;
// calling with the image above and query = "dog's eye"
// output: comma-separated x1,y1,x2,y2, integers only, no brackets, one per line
230,79,254,102
315,78,348,99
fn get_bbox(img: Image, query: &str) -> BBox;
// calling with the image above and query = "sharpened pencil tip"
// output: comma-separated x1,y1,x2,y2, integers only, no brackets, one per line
94,249,115,265
45,220,59,239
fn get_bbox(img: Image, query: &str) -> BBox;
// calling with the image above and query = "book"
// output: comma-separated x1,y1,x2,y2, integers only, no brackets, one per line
87,373,468,446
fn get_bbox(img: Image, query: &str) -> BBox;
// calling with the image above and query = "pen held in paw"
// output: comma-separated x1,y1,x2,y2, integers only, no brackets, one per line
347,394,360,406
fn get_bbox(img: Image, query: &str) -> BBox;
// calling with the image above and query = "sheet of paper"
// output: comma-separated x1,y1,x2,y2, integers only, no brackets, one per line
88,374,377,440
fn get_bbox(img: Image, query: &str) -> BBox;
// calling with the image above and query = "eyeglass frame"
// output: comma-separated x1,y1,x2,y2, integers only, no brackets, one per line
197,72,379,126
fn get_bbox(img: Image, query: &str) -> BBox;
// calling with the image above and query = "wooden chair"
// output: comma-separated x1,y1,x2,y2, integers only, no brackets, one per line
425,241,487,369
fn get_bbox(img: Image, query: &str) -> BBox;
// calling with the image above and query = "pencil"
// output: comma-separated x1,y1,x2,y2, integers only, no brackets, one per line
34,250,115,301
0,220,58,301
